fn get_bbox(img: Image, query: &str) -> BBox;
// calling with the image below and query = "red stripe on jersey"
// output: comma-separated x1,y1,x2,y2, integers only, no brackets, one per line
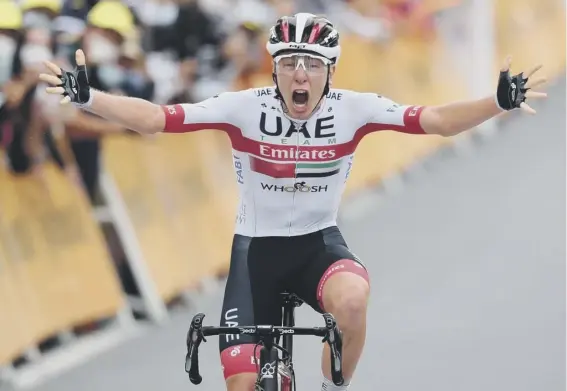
162,104,186,132
348,113,425,151
160,104,426,155
402,105,426,134
348,106,426,144
249,156,296,178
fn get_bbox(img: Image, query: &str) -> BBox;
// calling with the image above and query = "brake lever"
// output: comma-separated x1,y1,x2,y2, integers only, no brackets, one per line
186,313,206,347
185,313,206,384
322,313,344,386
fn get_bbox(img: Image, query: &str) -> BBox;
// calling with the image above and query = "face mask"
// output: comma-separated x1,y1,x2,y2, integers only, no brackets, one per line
87,34,120,64
23,11,52,29
0,35,17,84
98,64,125,89
124,70,146,90
137,1,179,26
20,44,53,69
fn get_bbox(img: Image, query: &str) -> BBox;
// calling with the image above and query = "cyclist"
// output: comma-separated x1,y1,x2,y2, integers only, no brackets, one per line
39,13,546,391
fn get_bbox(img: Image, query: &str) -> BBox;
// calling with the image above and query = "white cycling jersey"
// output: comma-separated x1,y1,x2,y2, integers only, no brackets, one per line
162,87,426,237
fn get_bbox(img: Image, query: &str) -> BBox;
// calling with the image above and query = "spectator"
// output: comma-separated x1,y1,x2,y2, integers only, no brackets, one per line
0,1,23,152
119,29,155,101
0,0,65,175
135,0,228,103
327,0,393,41
212,0,292,92
222,19,272,91
14,0,69,173
47,1,141,203
21,0,61,29
53,0,98,41
171,0,229,102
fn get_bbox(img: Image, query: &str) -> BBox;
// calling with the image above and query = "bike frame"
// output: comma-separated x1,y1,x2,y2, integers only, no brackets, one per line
256,329,281,391
256,292,302,391
185,293,343,391
279,292,300,391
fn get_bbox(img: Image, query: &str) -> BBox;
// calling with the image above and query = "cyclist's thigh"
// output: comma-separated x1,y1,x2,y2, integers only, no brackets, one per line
288,226,370,313
219,234,283,380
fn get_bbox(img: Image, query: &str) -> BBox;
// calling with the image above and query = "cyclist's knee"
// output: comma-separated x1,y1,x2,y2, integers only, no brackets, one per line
318,259,370,330
220,344,259,388
225,373,257,391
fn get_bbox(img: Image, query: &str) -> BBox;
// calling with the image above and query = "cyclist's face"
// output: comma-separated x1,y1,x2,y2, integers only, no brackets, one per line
274,54,334,119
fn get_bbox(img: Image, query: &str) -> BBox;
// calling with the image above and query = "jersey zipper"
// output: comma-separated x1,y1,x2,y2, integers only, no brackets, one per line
289,121,302,236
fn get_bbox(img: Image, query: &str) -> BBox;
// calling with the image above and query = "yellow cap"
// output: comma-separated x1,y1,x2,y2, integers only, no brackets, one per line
87,1,134,38
21,0,61,14
242,21,262,32
0,1,23,30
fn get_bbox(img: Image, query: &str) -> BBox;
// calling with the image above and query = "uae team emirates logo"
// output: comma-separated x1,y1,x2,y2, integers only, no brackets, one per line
249,144,342,178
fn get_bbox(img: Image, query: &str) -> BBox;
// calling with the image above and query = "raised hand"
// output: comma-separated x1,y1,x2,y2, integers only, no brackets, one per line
39,49,91,106
496,56,547,115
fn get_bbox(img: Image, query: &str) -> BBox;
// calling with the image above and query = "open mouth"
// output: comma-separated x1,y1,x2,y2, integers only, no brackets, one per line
292,90,309,108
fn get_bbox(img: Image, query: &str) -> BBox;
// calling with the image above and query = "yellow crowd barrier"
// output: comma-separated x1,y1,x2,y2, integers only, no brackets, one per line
0,155,124,365
102,131,237,301
0,232,32,364
495,0,565,81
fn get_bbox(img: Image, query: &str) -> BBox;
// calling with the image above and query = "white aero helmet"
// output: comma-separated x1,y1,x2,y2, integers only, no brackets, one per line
266,13,341,64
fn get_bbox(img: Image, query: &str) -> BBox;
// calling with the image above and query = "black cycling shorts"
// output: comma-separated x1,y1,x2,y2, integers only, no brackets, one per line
217,226,369,379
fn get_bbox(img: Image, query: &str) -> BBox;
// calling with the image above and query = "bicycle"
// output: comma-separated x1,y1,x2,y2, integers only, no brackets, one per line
185,292,344,391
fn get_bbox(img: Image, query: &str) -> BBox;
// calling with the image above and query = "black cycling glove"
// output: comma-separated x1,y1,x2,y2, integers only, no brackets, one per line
496,68,529,111
58,63,92,106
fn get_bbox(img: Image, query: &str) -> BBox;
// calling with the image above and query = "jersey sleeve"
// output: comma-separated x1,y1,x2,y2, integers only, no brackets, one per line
161,91,243,133
357,92,426,134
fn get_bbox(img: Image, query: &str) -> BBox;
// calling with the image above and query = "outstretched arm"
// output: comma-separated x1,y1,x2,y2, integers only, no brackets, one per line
363,57,548,137
39,49,240,135
420,57,547,137
85,89,165,134
40,50,165,134
420,96,502,137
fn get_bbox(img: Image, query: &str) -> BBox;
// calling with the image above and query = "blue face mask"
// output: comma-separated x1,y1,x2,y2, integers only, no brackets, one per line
124,70,146,89
98,64,125,89
20,44,53,70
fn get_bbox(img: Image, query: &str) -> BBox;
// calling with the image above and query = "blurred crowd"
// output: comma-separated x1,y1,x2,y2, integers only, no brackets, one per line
0,0,450,205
